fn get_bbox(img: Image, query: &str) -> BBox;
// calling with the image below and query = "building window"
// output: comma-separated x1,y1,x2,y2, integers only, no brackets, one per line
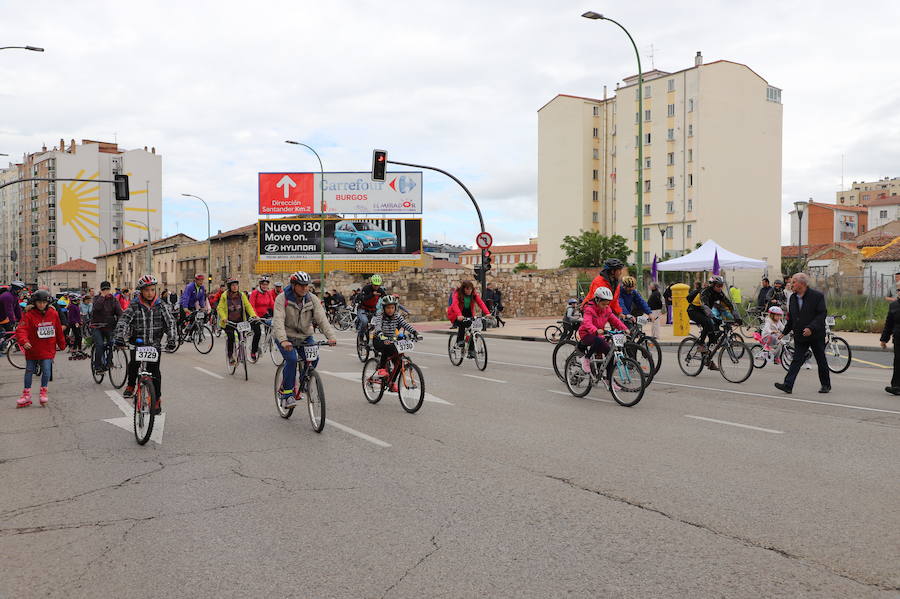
667,128,674,141
688,98,694,112
592,190,598,202
666,225,674,239
635,135,640,146
635,112,640,124
688,174,693,186
634,229,639,241
645,133,651,144
592,169,599,180
593,127,599,138
635,159,640,171
667,79,675,92
592,212,599,223
688,124,694,137
880,209,888,218
644,204,651,216
643,251,651,263
592,148,599,159
862,194,870,202
766,86,782,103
593,106,600,116
667,103,675,117
687,224,693,238
688,198,693,212
667,177,675,189
666,200,674,212
667,152,675,166
645,157,651,169
643,228,650,241
688,149,693,162
644,85,651,98
644,109,651,122
644,180,651,193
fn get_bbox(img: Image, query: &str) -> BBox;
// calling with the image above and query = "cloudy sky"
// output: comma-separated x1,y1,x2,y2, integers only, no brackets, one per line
2,0,899,248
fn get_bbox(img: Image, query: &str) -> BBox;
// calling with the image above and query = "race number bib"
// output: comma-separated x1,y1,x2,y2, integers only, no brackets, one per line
825,316,835,326
303,345,319,361
37,323,55,339
395,339,415,353
471,319,483,332
195,311,206,322
135,346,159,362
611,333,627,347
236,321,252,334
637,316,649,325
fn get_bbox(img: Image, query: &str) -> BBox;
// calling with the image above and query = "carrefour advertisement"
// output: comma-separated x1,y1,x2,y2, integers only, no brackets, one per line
258,218,422,261
258,172,422,215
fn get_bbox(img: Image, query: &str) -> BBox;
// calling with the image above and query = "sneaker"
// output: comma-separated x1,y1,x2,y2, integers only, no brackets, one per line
151,398,162,415
390,382,399,393
707,361,719,371
228,357,236,367
280,390,297,409
375,368,389,378
17,389,32,408
123,386,135,399
467,350,476,359
39,387,48,406
250,353,258,363
580,356,592,374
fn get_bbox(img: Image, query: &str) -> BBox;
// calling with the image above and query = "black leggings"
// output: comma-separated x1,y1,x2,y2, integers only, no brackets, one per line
454,318,473,346
126,349,162,397
374,337,399,371
688,308,716,346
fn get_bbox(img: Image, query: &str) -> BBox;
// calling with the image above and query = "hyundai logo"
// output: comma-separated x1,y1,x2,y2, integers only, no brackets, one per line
264,244,279,252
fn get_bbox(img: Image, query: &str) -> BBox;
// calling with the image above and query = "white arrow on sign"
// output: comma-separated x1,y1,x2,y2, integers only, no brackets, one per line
276,175,297,199
103,390,165,445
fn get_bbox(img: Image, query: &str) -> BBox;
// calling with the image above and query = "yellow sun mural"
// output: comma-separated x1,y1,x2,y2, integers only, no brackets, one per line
60,169,156,244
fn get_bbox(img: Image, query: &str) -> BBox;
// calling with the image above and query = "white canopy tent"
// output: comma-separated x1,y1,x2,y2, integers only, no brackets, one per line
656,239,767,272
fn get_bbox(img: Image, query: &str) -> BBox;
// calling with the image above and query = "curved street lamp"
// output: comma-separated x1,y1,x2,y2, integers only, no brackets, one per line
0,46,44,52
181,193,212,284
285,140,326,291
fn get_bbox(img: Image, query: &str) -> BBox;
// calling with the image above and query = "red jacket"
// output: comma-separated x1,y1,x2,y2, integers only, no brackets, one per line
118,294,130,311
582,273,622,315
447,291,490,323
15,306,66,360
249,288,275,318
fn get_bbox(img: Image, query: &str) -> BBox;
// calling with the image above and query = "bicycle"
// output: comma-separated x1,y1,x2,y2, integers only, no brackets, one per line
166,309,214,354
89,323,128,388
749,331,782,369
256,318,284,366
563,330,647,407
625,315,662,377
355,309,375,363
362,334,426,413
225,319,258,380
273,338,330,432
677,318,754,383
778,315,852,374
2,329,25,369
333,305,354,332
447,317,488,371
125,340,161,446
738,303,765,339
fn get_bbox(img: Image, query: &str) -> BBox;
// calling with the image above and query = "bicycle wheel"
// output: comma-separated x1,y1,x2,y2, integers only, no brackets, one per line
227,343,238,375
108,347,129,389
677,336,705,377
398,360,425,414
609,356,647,407
780,344,794,372
564,351,593,398
273,364,294,419
356,332,370,363
91,345,105,384
473,334,488,371
750,344,767,369
718,338,754,383
133,379,155,446
553,341,577,382
269,336,284,366
336,312,352,331
6,341,24,369
544,325,562,344
447,334,464,366
825,336,852,374
624,341,655,384
192,325,214,354
306,370,326,432
241,342,248,381
641,336,663,375
361,358,385,404
163,334,181,353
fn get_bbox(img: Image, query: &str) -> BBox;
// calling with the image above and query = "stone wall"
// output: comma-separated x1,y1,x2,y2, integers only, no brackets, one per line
326,267,596,321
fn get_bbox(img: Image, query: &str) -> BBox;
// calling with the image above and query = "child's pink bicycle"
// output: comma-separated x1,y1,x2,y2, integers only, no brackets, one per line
749,332,783,369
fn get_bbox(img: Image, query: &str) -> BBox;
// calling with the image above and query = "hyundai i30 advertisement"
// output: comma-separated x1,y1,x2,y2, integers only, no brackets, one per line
258,218,422,261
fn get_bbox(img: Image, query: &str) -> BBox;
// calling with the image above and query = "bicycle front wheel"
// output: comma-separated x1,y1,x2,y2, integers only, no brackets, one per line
544,325,562,344
269,336,284,366
356,333,370,363
564,351,592,398
241,343,248,381
750,344,767,369
641,336,662,375
473,334,488,371
447,334,463,366
677,337,705,377
780,344,794,372
6,342,24,369
718,338,754,383
398,360,425,414
133,379,155,446
108,348,129,389
624,341,655,384
825,336,852,373
609,356,647,407
306,370,326,432
273,364,294,419
362,358,385,404
192,325,214,354
553,340,577,382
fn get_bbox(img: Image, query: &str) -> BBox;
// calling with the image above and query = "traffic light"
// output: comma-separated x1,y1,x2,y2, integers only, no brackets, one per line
371,149,387,181
114,174,130,201
483,250,492,271
474,265,484,283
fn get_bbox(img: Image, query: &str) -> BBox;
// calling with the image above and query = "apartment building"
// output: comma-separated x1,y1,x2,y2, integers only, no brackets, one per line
865,196,900,230
0,139,162,285
537,52,783,281
0,163,24,282
459,242,538,273
789,200,868,245
836,176,900,206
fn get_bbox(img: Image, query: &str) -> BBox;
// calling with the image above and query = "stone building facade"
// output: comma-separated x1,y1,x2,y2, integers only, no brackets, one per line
94,233,195,290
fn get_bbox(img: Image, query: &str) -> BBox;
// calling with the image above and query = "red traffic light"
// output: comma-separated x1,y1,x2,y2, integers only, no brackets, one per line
372,149,388,181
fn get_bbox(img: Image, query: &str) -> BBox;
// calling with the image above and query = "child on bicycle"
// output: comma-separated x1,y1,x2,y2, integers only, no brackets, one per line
15,290,66,407
577,286,627,375
761,306,785,364
371,295,420,392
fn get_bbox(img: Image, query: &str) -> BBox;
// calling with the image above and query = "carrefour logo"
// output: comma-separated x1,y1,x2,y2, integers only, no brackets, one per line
388,176,417,194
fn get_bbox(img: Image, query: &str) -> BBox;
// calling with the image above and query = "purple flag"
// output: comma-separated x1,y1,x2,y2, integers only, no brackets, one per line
712,249,720,275
651,254,658,281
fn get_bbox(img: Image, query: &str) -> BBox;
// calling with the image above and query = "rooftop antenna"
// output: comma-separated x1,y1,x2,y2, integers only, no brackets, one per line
647,43,659,70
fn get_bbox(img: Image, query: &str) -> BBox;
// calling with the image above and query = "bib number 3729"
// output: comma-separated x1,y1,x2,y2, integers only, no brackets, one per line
135,346,159,362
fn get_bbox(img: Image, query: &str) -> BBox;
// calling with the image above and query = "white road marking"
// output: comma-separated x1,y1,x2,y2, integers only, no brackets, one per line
464,374,507,384
545,389,614,404
318,371,453,405
194,366,224,379
328,420,391,447
655,380,900,415
684,415,784,434
414,350,554,370
103,390,165,444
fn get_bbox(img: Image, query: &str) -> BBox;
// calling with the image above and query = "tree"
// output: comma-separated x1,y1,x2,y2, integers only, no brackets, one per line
513,262,537,274
560,231,631,268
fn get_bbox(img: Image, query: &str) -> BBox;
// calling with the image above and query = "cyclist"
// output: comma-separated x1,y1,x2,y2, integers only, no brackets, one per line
371,295,421,392
577,286,627,375
115,275,177,412
582,258,625,316
687,275,734,369
117,287,131,311
273,282,283,296
272,271,336,409
90,281,123,373
355,274,386,334
561,298,582,339
618,276,654,321
447,280,490,358
761,305,786,364
216,277,258,367
15,290,66,407
179,273,207,329
249,276,275,362
66,294,85,360
766,279,787,309
0,280,25,332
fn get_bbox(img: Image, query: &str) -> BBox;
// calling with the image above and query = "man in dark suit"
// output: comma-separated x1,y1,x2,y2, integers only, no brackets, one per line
774,273,831,394
879,282,900,395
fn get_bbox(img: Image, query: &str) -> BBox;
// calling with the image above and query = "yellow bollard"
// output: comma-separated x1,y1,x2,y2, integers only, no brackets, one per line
671,283,691,337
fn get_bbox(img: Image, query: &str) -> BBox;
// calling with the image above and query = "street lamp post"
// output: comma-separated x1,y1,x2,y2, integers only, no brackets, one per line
0,46,44,52
583,11,644,276
794,200,807,271
181,193,212,284
285,141,325,292
657,223,667,284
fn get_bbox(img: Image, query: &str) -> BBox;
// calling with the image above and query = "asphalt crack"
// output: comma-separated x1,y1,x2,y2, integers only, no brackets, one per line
379,514,453,599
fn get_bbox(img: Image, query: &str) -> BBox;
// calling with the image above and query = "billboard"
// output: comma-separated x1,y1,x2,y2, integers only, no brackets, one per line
258,171,422,215
258,218,422,261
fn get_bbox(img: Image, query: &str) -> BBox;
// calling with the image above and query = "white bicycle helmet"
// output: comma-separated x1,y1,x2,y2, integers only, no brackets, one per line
767,306,784,315
594,286,614,301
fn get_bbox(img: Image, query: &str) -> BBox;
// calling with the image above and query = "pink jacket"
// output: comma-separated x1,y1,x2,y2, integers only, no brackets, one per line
578,301,627,340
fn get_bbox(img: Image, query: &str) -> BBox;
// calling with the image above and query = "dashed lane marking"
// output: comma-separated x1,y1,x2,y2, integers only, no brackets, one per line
317,371,453,405
194,366,224,379
545,389,615,404
463,374,507,384
328,420,391,447
685,415,784,434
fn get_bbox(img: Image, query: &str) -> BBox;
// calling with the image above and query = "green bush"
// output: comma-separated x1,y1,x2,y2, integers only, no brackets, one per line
827,295,888,333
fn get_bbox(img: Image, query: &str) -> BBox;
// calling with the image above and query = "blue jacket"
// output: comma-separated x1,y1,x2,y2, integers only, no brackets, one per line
619,289,652,316
180,282,207,310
